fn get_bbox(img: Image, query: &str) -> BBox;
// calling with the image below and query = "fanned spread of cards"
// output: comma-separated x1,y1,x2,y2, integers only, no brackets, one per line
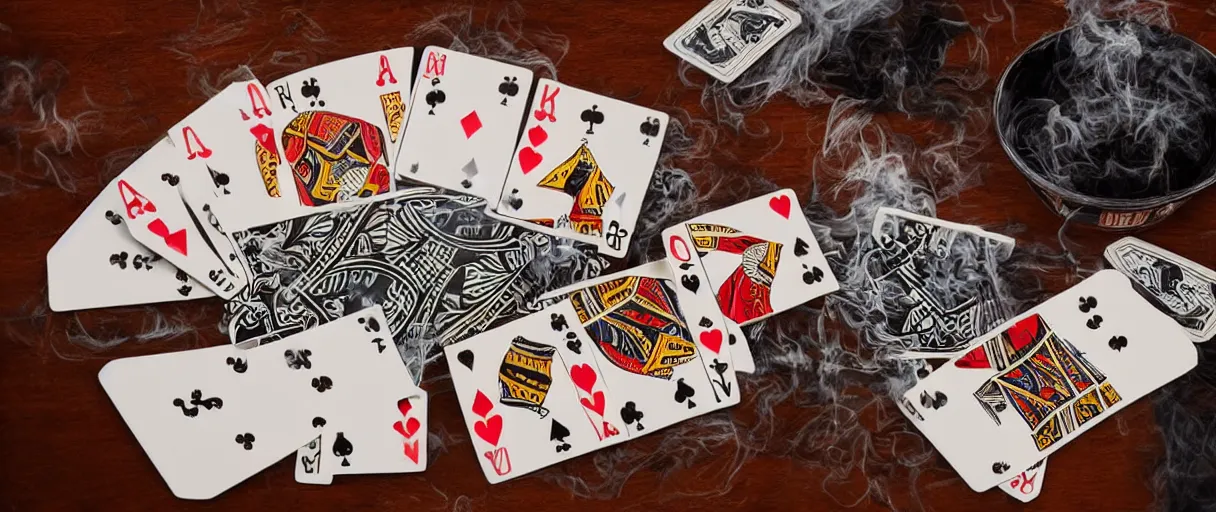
663,0,803,84
899,270,1197,492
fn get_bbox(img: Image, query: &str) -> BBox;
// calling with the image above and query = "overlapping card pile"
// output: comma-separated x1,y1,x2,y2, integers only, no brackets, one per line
49,41,1214,501
867,209,1211,502
49,46,841,498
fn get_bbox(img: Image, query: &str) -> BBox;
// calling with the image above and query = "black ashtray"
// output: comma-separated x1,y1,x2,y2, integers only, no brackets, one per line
995,20,1216,230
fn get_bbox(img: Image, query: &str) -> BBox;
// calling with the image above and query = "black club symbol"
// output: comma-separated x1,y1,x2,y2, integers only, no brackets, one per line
235,433,255,450
1078,296,1098,313
604,221,628,252
160,173,180,186
104,210,123,225
311,376,333,393
109,252,129,269
1108,335,1128,351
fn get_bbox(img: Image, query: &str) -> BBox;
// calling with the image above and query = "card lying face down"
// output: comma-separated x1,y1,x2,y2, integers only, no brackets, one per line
663,0,803,84
869,208,1017,360
445,275,740,483
99,306,423,499
224,185,601,369
899,270,1196,492
1105,236,1216,343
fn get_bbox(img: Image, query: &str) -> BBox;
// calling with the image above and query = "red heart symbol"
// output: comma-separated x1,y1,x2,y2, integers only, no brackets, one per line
147,219,188,256
472,390,493,418
769,195,791,219
527,125,548,147
570,364,597,394
397,397,413,417
518,147,543,174
402,439,420,464
393,417,421,439
474,414,502,446
580,391,606,416
699,329,723,354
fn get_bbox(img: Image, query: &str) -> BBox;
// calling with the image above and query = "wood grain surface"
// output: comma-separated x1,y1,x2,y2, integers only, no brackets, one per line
2,0,1213,509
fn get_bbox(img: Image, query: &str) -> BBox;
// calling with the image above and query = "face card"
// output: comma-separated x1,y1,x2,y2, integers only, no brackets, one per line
48,176,213,312
444,301,619,483
661,226,742,411
167,80,295,214
900,270,1197,492
539,260,755,374
662,0,804,84
1104,237,1216,343
494,78,669,258
112,139,247,299
394,47,535,202
225,186,601,372
266,48,413,206
870,207,1017,359
679,189,840,325
564,259,738,438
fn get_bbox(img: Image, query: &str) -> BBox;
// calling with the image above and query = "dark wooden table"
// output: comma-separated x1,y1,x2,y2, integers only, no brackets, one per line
3,0,1213,509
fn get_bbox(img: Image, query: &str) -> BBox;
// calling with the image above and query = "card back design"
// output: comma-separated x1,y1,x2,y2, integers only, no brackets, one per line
662,0,803,83
1104,237,1216,342
280,111,392,206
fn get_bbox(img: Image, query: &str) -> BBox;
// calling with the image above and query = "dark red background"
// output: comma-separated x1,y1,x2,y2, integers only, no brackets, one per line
2,0,1214,509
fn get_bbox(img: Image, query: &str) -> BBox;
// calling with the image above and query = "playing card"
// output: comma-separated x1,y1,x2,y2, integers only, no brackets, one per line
166,80,295,217
47,176,212,312
111,139,247,299
494,78,669,258
900,270,1197,492
1001,459,1047,502
445,301,623,483
1104,236,1216,343
295,381,428,483
563,260,738,437
660,225,742,409
394,47,534,202
539,260,755,373
224,186,601,368
870,207,1017,359
266,48,413,206
678,189,840,325
100,307,410,499
663,0,803,84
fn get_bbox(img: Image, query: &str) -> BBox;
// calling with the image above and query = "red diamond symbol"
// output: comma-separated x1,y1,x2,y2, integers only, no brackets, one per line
461,111,482,139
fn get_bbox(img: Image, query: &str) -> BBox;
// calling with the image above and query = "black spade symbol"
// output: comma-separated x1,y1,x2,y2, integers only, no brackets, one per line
681,274,700,293
794,237,810,257
674,378,696,409
300,78,324,107
566,336,582,354
457,349,475,370
550,419,571,452
312,417,327,428
499,76,519,105
332,432,353,467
